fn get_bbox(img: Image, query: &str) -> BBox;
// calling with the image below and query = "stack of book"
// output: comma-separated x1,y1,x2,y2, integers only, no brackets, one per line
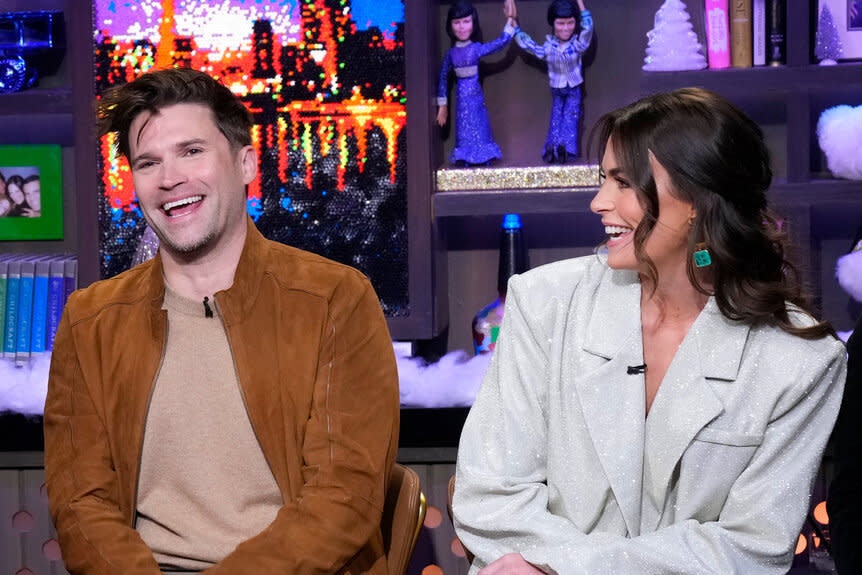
1,254,78,366
705,0,786,68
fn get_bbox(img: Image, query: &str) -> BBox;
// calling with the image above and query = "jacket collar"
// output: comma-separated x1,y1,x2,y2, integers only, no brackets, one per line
545,34,570,49
582,271,749,381
143,216,269,326
576,267,750,536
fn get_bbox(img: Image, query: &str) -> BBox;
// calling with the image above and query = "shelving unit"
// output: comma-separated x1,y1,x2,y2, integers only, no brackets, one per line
432,0,862,350
0,1,98,284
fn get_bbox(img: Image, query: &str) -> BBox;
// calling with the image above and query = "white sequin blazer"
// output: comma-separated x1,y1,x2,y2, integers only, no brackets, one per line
453,255,846,574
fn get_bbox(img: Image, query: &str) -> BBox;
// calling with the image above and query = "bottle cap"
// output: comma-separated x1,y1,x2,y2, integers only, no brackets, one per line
502,213,522,230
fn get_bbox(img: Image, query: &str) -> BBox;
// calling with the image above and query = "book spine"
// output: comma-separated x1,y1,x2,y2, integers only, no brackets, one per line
4,261,20,358
15,260,35,365
63,258,78,305
0,261,7,355
767,0,785,65
731,0,753,67
705,0,731,69
47,259,65,351
752,0,766,65
31,260,51,354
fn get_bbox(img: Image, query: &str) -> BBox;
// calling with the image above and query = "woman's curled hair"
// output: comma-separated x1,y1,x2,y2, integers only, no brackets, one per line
591,87,833,340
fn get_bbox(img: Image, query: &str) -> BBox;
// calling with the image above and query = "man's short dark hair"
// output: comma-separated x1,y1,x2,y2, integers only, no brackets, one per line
97,67,253,159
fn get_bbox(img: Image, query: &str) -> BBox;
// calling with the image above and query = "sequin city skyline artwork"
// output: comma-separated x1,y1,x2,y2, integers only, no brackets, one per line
95,0,409,316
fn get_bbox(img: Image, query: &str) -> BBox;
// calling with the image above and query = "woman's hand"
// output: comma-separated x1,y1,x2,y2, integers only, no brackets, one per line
478,554,545,575
436,105,448,127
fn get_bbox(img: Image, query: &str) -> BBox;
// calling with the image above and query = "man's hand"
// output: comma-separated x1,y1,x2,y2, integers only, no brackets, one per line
504,0,517,21
478,553,545,575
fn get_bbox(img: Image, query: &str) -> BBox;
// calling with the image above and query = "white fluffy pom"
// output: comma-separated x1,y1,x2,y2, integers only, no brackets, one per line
817,105,862,180
395,346,491,408
836,248,862,302
0,353,52,414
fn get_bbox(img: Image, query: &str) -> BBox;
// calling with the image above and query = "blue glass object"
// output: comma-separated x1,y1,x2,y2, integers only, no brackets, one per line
502,213,521,230
0,11,64,93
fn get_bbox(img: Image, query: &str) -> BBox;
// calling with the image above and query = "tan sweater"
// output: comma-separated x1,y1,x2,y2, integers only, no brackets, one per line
135,285,283,573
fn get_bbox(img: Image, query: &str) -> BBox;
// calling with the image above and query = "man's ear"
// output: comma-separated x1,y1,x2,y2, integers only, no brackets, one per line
239,145,258,185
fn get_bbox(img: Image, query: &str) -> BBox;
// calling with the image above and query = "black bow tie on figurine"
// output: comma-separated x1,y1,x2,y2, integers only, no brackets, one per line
0,11,64,93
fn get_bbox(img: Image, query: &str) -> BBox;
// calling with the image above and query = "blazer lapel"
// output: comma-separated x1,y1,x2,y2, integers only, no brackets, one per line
577,269,646,536
641,298,749,531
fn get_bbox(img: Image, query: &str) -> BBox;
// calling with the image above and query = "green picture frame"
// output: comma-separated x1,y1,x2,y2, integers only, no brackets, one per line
0,145,63,240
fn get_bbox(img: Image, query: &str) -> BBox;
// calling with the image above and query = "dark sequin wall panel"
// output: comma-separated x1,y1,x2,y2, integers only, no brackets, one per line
94,0,408,316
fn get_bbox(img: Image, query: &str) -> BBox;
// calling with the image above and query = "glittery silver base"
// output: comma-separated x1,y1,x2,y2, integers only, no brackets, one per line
436,164,599,192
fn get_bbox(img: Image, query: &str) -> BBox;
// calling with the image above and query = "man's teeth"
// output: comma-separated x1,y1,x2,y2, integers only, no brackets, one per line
163,196,202,212
605,225,632,236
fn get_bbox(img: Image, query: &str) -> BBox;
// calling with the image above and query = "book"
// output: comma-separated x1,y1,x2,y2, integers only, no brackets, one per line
15,259,36,365
705,0,731,69
0,258,8,356
47,258,66,351
731,0,753,67
4,260,20,358
30,258,52,355
752,0,766,66
63,258,77,305
767,0,785,65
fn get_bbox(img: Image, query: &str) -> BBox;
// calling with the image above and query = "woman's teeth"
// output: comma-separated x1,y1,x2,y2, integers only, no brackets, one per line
605,225,631,238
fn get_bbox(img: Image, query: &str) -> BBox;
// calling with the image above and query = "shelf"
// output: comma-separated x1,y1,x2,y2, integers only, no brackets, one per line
0,87,72,115
434,187,597,217
433,179,862,218
434,164,599,217
771,178,862,203
0,408,469,464
641,62,862,96
0,413,44,452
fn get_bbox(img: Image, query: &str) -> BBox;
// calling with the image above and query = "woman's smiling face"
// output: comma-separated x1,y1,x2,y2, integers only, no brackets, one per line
591,139,694,276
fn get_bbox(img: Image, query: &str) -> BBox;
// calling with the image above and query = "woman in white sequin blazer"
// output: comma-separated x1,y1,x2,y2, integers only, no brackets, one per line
453,88,847,575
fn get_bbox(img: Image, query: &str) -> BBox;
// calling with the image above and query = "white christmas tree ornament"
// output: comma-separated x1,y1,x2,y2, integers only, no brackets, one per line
815,4,844,65
643,0,708,72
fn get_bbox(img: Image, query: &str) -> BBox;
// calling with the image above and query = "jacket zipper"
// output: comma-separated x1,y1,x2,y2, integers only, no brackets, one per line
130,315,169,526
213,295,281,496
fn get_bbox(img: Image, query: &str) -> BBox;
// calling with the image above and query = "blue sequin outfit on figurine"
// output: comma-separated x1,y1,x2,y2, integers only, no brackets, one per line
515,0,593,163
437,0,517,166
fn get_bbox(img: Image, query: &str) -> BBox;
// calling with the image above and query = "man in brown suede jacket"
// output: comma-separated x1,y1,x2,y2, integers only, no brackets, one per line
43,68,399,575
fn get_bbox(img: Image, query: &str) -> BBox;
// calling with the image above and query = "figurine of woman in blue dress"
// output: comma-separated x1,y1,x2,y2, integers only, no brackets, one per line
437,0,518,166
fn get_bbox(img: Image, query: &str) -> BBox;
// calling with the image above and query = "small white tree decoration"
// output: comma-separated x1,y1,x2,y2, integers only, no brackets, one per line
815,4,844,65
643,0,708,72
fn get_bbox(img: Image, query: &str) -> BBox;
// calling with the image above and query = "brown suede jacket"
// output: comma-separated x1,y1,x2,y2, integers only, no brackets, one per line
44,220,400,575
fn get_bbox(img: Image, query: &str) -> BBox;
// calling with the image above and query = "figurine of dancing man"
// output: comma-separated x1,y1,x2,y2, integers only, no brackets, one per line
515,0,593,163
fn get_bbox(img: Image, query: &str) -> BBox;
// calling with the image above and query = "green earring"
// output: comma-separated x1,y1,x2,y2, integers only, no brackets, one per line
693,243,712,268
